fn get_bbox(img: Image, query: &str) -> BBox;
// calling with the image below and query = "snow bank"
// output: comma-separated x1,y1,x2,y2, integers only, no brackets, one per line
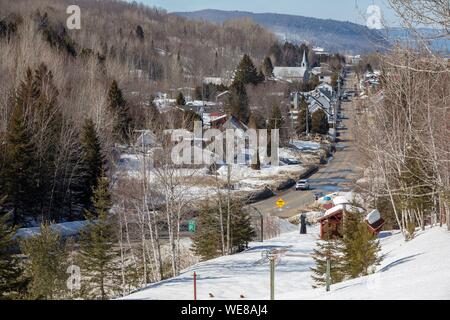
15,220,89,239
122,225,450,300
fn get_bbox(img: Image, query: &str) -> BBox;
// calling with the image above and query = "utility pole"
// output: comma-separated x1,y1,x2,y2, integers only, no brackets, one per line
193,271,197,300
269,255,275,300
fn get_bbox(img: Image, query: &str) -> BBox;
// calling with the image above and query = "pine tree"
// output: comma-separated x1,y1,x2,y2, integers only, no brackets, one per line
176,92,186,106
78,172,120,300
296,97,311,134
310,235,345,288
231,206,255,253
3,100,37,224
248,116,261,170
0,196,26,299
227,81,250,124
107,80,132,143
232,54,260,86
341,211,382,278
262,56,274,78
76,118,104,211
311,109,329,134
20,223,68,299
191,205,222,261
135,25,144,41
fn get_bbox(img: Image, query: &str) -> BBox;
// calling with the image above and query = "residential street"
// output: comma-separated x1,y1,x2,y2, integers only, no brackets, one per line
253,71,362,218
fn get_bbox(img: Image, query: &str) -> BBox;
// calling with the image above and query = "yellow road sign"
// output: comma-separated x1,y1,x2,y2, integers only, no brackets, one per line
276,198,285,208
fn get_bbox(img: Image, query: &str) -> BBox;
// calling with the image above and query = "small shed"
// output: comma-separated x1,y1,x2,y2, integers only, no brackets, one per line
317,204,384,239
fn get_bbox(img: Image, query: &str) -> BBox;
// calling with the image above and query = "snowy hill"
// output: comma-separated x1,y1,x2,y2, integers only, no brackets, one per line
123,225,450,300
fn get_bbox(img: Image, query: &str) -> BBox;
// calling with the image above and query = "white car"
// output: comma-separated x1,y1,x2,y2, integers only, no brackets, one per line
295,179,310,190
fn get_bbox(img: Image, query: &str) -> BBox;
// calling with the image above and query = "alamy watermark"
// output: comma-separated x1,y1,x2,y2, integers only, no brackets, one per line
366,4,383,29
66,5,81,30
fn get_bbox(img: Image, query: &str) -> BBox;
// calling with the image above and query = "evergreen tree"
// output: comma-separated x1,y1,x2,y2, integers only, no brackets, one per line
191,205,222,261
310,235,345,288
311,109,329,134
227,81,250,124
0,197,26,299
176,92,186,106
296,97,311,134
232,54,260,86
231,207,255,253
107,80,132,143
248,115,261,170
341,211,382,278
20,223,68,299
262,56,274,78
76,118,104,211
3,100,37,224
135,25,144,41
78,172,120,300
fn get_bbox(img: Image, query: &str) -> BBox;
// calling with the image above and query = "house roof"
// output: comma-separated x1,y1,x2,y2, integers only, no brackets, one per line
273,67,308,79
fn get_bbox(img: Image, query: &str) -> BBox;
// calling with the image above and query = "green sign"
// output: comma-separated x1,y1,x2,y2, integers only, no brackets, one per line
188,220,196,232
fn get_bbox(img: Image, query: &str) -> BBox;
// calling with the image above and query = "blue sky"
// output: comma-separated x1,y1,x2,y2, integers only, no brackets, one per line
134,0,400,26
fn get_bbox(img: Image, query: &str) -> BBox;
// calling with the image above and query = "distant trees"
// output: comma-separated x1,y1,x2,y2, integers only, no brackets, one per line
311,109,329,134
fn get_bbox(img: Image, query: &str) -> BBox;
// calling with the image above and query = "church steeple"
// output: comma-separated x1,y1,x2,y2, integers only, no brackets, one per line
301,50,308,68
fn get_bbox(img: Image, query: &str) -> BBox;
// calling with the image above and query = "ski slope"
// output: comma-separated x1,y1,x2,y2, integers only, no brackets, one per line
123,225,450,300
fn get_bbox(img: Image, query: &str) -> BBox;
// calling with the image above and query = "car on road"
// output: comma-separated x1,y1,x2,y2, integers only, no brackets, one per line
295,179,310,191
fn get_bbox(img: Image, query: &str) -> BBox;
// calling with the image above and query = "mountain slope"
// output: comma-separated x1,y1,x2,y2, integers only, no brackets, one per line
173,9,388,54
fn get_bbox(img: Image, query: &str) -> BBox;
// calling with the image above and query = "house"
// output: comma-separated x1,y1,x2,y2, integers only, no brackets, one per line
273,51,310,83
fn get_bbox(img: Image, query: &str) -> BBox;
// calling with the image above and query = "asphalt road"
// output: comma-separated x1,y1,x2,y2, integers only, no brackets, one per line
252,72,361,219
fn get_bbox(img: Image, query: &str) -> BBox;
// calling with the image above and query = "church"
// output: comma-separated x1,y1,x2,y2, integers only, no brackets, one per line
272,51,310,83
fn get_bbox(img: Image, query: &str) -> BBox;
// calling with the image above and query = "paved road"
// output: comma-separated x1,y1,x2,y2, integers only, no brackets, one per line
252,72,361,219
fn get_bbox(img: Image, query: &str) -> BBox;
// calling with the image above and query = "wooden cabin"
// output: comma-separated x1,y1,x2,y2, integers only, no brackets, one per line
318,205,385,240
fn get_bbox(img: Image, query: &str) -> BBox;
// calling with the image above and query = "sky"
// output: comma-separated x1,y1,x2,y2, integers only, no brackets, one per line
135,0,401,26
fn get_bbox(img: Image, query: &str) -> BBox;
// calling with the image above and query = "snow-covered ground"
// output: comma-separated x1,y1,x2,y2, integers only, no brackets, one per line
123,225,450,300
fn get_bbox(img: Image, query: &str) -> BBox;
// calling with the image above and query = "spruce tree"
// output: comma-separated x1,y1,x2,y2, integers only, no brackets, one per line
20,223,68,299
341,211,382,278
262,56,274,78
78,172,120,300
191,205,222,261
76,118,104,211
0,197,25,299
310,235,345,288
231,207,255,253
232,54,260,86
107,80,132,143
311,109,329,134
3,101,37,224
248,116,261,170
176,92,186,106
135,25,144,41
227,81,250,124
